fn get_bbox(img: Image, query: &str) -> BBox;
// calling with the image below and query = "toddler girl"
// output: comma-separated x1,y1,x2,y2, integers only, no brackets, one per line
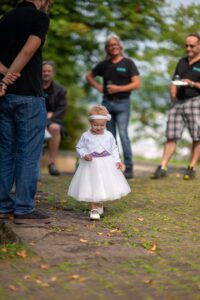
68,104,131,220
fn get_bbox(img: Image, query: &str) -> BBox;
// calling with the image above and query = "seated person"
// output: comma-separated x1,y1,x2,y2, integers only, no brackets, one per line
42,61,67,175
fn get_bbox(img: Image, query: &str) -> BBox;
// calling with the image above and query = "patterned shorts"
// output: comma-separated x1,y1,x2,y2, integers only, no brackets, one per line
166,96,200,141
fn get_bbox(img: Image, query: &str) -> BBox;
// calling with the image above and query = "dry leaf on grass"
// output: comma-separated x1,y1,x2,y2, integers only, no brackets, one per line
51,277,57,282
138,217,144,222
8,285,18,292
1,247,7,253
70,274,87,282
40,264,50,269
96,232,103,235
36,279,49,287
41,282,49,288
107,233,112,237
144,278,153,284
79,238,88,243
16,250,27,258
36,279,42,284
110,228,121,233
149,242,157,252
29,242,35,246
95,251,102,256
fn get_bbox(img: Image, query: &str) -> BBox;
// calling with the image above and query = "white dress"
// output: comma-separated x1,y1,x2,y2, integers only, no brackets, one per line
68,130,131,202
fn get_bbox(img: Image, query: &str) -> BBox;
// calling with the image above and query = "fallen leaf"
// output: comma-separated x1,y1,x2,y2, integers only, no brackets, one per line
110,229,118,233
51,277,57,282
70,274,87,282
107,233,112,237
96,232,103,235
16,250,27,258
70,274,80,280
36,279,42,284
8,285,18,292
24,275,31,280
150,242,157,252
40,264,50,269
138,217,144,222
79,276,87,283
144,278,153,284
41,282,49,288
1,247,7,253
79,238,88,243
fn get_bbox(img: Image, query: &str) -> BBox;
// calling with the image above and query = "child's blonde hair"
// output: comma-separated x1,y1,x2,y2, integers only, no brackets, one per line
88,105,111,121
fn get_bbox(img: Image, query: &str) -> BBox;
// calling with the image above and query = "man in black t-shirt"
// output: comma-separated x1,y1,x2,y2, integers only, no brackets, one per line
42,61,67,176
0,0,52,224
151,34,200,180
86,34,141,179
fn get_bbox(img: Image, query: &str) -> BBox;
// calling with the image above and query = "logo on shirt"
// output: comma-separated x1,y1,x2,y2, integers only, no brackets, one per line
193,67,200,72
116,67,127,72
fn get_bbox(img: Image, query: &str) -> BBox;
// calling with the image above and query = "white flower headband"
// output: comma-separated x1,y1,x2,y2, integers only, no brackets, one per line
88,114,111,121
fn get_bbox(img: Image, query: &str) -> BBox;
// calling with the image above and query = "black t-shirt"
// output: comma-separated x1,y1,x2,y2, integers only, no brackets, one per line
0,1,49,96
92,57,139,99
173,57,200,100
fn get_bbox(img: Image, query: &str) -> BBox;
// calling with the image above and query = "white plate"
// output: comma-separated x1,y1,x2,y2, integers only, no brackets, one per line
171,80,188,86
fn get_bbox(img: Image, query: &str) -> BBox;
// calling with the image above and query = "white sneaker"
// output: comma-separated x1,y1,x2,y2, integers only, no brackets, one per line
97,206,104,215
90,209,100,220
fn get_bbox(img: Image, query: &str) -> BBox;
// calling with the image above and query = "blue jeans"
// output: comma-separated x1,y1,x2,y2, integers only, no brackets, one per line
102,98,133,169
0,94,47,214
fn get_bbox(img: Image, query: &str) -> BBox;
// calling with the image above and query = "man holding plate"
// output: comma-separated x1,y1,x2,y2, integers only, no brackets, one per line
151,33,200,180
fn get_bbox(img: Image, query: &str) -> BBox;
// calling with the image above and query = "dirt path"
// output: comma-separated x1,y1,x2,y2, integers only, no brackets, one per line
0,161,200,300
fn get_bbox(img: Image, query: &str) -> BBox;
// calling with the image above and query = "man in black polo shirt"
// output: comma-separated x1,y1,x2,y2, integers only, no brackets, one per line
151,33,200,180
86,34,141,179
0,0,52,224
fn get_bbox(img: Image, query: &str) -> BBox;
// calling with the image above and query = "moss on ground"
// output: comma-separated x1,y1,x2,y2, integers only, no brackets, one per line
1,167,200,300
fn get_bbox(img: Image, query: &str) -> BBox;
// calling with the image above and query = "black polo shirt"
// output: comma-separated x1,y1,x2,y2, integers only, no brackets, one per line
92,57,139,99
173,57,200,100
0,1,49,96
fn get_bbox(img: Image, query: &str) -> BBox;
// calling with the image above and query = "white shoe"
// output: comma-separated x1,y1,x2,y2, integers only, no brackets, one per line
97,206,104,215
90,209,100,220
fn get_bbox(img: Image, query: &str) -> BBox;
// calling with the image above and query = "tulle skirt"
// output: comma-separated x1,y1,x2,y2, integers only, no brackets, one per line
68,156,131,202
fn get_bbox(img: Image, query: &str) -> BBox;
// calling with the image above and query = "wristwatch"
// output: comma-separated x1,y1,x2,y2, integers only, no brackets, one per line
190,81,195,87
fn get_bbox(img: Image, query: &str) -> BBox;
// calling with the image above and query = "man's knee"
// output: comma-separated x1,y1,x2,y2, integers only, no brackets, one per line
48,123,61,135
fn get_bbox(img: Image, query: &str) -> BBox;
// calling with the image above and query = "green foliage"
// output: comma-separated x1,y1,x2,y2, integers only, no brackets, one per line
0,243,30,259
1,1,200,149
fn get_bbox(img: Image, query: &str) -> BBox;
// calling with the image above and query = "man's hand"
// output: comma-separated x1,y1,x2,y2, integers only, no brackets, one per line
107,84,120,94
182,79,197,88
47,112,53,119
0,81,7,96
0,73,21,97
3,72,20,85
84,154,93,161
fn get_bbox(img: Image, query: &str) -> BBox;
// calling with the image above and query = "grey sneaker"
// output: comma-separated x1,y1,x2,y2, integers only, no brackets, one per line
183,166,196,180
48,163,60,176
14,211,51,224
151,165,167,179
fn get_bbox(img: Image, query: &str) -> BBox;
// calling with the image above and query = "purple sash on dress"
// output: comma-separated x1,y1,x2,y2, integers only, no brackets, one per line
90,150,111,157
